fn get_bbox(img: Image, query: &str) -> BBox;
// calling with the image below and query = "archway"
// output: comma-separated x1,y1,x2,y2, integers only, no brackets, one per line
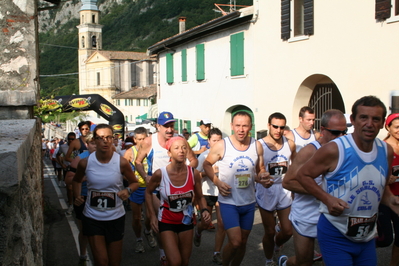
42,94,125,138
293,74,345,131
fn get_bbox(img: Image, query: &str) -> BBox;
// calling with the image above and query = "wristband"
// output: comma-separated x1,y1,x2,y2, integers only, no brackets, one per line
201,208,209,214
126,187,133,195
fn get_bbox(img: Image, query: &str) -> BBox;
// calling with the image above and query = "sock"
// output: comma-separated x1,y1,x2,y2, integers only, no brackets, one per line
213,251,220,255
159,248,165,258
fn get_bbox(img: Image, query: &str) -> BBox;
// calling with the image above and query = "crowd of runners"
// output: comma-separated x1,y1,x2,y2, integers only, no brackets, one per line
43,95,399,266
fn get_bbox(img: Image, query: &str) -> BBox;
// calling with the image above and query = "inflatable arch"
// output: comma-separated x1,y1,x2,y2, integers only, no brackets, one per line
42,94,125,138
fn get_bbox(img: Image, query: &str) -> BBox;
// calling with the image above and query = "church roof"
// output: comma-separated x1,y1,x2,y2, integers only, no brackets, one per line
95,50,151,61
112,85,157,99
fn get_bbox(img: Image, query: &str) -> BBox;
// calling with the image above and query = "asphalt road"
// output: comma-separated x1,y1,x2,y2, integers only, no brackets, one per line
42,158,392,266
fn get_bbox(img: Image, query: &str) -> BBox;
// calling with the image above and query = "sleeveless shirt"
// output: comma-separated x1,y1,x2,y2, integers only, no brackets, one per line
147,133,170,176
292,129,316,153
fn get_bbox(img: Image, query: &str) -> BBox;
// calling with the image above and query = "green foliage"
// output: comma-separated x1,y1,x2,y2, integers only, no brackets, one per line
39,0,253,96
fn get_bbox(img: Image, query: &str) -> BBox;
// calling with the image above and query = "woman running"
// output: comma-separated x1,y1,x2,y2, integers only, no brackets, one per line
145,136,211,266
73,124,138,266
376,113,399,266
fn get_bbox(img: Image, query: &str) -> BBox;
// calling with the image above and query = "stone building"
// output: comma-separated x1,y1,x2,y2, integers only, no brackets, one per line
0,0,44,264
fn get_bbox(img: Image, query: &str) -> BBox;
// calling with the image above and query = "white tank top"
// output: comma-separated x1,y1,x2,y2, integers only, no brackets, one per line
83,152,125,220
259,136,292,184
290,140,322,224
148,133,170,175
292,129,316,153
218,137,258,206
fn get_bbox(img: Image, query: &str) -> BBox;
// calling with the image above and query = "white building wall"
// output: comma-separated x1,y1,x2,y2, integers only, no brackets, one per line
157,23,255,134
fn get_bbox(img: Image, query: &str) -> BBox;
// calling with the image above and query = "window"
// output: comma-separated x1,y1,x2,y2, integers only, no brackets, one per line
143,99,148,106
181,49,187,82
196,44,205,81
116,99,120,106
376,0,399,22
166,53,174,84
124,99,127,106
96,72,100,85
81,36,85,48
92,35,97,48
137,99,141,106
281,0,313,41
129,99,133,106
230,32,244,76
92,15,96,23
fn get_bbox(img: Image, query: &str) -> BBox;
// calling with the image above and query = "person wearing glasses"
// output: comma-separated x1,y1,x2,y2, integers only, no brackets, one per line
292,96,399,266
280,109,347,266
254,112,296,266
65,121,91,163
73,124,138,266
285,107,320,153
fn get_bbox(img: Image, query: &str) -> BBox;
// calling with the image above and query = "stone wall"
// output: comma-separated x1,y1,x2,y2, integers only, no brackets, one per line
0,119,43,266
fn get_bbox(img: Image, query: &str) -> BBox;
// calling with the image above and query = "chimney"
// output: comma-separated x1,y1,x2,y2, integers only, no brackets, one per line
179,17,186,33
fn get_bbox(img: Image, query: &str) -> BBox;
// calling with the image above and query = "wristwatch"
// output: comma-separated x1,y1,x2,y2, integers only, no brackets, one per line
126,187,133,195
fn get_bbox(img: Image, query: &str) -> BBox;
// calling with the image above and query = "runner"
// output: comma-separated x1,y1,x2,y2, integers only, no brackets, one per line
73,124,138,266
281,109,347,266
285,107,320,152
376,113,399,266
123,127,156,253
135,111,198,265
66,132,96,266
255,112,296,265
290,96,399,266
145,136,211,266
65,121,91,162
203,111,270,266
193,127,225,265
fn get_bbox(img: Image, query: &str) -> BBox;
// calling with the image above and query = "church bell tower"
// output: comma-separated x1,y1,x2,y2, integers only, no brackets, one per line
77,0,103,94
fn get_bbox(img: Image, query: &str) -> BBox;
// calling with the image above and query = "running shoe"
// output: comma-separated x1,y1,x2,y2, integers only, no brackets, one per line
145,231,156,248
160,256,168,266
212,253,222,265
78,257,88,266
135,240,145,253
265,260,277,266
208,222,216,230
313,250,322,261
278,255,288,266
66,205,74,215
193,230,202,247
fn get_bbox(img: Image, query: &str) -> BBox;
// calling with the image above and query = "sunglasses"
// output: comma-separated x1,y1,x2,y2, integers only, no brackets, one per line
271,124,285,130
95,136,113,142
324,127,347,136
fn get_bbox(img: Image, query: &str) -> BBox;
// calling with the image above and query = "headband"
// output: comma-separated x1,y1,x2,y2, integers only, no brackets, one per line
165,136,184,150
386,113,399,127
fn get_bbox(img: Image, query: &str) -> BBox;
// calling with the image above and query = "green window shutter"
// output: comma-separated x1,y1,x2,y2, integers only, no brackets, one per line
174,119,179,131
187,121,191,133
196,44,205,81
181,49,187,82
179,120,183,133
166,53,174,84
230,32,244,76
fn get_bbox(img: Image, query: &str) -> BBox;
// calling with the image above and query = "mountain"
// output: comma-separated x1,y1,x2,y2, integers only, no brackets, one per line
38,0,253,98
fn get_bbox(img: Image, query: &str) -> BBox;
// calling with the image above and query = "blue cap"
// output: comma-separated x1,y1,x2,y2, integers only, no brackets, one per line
157,111,176,125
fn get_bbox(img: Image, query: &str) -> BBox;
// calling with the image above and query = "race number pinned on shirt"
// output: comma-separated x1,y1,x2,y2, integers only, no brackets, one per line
235,174,250,189
168,191,194,212
90,191,116,211
346,214,377,238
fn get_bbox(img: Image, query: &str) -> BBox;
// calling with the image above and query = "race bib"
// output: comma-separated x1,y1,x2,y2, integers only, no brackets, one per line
168,191,193,212
268,162,288,176
90,191,116,211
346,214,377,238
235,174,250,189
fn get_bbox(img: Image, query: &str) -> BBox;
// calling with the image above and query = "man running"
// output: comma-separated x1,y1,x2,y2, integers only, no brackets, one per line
188,119,212,156
255,112,296,265
281,109,347,266
123,127,156,253
285,107,320,152
65,121,91,162
203,111,269,266
288,96,399,266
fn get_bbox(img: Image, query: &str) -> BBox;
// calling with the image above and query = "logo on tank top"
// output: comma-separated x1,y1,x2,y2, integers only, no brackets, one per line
229,156,255,171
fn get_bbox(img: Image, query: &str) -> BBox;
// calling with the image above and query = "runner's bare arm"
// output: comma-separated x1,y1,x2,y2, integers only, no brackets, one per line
283,144,317,194
72,158,87,206
255,141,271,188
118,157,138,201
288,139,297,161
65,139,79,162
135,136,151,182
186,144,198,168
297,142,349,216
194,169,211,223
145,169,162,233
123,147,134,163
